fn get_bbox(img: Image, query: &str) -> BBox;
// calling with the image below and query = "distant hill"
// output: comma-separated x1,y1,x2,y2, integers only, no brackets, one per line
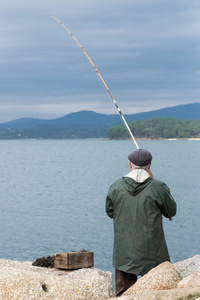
125,103,200,121
0,103,199,139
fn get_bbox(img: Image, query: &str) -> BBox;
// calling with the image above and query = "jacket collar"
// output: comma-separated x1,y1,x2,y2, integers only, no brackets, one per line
124,169,150,183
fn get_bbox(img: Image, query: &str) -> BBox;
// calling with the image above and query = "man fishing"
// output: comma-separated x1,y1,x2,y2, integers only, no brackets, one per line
50,20,176,293
106,149,177,297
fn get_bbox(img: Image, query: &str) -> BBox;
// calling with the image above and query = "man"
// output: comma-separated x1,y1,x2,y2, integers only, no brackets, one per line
106,149,177,297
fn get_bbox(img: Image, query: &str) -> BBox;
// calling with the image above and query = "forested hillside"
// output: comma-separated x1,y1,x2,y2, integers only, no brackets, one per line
0,104,200,139
107,118,200,139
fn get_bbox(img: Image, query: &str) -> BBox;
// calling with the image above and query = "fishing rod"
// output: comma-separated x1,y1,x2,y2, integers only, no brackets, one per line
50,16,173,222
50,14,139,149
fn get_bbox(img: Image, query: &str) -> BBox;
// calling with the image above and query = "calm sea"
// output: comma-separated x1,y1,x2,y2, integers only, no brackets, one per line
0,139,199,277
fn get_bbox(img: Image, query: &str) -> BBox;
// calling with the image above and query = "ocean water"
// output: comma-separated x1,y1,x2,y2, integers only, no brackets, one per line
0,139,199,277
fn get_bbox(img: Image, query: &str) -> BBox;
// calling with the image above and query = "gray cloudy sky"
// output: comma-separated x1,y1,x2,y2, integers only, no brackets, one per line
0,0,200,122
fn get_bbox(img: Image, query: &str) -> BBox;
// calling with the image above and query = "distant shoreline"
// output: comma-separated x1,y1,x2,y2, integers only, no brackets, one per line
0,137,200,141
107,137,200,141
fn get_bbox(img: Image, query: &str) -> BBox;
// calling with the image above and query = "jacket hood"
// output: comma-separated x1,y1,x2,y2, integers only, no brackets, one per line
122,175,153,196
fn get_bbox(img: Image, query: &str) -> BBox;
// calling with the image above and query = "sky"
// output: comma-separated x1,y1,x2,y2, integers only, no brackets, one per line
1,0,200,123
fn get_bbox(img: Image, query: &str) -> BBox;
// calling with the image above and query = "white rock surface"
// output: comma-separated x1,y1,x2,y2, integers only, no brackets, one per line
0,259,115,299
177,269,200,288
110,287,200,300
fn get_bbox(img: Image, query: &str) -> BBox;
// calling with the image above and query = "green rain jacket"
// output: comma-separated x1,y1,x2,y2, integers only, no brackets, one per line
106,172,177,276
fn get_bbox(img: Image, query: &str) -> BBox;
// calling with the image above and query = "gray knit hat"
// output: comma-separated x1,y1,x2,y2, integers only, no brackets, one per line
128,149,152,166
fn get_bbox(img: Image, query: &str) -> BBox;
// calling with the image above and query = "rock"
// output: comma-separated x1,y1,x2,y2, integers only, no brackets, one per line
177,270,200,288
123,261,181,296
0,259,114,299
110,287,200,300
174,255,200,279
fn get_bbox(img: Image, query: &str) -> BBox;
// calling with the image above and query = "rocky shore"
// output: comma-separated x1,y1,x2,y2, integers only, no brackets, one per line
0,255,200,299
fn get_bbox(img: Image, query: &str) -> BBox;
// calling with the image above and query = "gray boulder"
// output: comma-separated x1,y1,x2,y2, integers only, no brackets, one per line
174,255,200,279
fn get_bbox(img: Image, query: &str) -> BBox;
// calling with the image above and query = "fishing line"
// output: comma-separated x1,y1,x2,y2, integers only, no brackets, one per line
50,14,139,149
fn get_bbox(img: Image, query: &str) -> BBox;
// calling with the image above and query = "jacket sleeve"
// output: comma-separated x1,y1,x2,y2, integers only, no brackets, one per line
105,188,114,219
155,181,177,218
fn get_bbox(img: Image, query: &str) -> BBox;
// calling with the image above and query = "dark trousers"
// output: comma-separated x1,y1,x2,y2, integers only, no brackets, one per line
115,269,137,297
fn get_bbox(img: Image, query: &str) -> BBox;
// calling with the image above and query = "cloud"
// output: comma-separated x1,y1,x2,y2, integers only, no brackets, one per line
0,0,200,123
